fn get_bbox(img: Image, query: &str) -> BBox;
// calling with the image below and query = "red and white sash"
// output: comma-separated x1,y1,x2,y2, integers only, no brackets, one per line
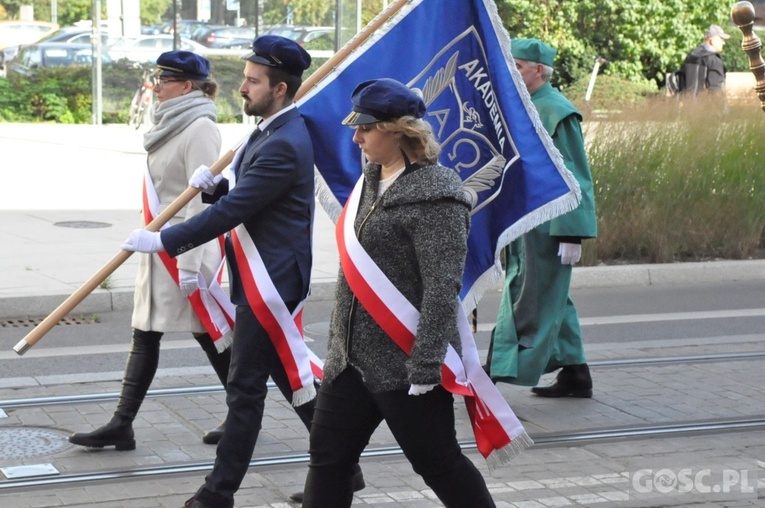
337,177,532,467
142,167,235,352
226,148,321,406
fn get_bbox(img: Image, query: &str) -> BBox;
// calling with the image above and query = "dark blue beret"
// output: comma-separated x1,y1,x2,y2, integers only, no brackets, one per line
241,35,311,77
342,78,426,125
156,50,210,80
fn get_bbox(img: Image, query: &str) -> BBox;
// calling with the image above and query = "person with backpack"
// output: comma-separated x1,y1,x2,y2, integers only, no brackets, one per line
681,24,730,95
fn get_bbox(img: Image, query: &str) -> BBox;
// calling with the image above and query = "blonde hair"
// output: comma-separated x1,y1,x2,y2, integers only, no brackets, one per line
378,116,441,165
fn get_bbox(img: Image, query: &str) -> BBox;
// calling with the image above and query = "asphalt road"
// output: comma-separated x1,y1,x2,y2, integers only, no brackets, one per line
1,279,763,382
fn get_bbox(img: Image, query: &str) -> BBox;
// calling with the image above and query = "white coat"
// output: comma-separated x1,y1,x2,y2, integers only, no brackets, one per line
131,117,222,332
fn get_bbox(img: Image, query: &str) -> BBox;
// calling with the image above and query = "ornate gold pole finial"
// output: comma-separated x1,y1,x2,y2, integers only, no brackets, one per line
731,1,765,111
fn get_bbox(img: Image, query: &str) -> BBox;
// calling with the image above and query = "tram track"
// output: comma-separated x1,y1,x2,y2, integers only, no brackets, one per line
1,416,764,491
1,350,763,492
2,350,764,410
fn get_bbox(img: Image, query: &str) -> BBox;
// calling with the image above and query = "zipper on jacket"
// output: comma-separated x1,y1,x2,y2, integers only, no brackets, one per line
344,198,379,355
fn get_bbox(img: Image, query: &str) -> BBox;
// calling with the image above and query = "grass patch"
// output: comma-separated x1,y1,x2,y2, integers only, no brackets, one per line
583,95,765,265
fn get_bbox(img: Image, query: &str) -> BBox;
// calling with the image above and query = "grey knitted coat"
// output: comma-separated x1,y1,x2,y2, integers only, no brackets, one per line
322,161,472,392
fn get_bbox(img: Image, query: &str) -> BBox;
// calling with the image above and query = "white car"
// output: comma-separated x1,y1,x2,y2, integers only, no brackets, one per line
0,20,59,50
106,35,211,63
0,20,60,73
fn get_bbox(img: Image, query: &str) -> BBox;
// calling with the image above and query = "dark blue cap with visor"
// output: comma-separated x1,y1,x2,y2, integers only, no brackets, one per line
241,35,311,77
155,50,210,80
342,78,426,126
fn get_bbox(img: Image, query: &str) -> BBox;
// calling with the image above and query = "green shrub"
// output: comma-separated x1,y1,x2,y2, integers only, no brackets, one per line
0,53,339,124
0,78,31,120
1,60,142,123
1,57,251,124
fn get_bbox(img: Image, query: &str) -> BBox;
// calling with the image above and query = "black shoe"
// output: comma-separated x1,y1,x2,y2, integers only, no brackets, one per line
202,420,225,445
69,416,136,451
289,468,366,503
531,364,593,398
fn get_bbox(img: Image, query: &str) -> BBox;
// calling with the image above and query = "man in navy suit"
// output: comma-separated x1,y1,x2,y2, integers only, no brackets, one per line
122,35,363,508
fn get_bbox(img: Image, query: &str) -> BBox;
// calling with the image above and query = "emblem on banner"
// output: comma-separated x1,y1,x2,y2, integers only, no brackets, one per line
408,27,519,215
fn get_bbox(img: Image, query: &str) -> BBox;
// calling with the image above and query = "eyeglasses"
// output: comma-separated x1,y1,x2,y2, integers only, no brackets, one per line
151,77,187,88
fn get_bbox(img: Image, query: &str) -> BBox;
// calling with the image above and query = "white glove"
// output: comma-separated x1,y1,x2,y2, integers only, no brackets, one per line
189,164,222,193
121,229,164,253
178,269,199,297
558,242,582,266
408,384,437,396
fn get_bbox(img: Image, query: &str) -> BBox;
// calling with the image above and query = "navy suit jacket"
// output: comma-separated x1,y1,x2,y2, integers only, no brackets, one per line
161,107,315,306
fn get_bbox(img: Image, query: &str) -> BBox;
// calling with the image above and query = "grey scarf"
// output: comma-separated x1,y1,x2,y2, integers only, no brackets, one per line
143,90,218,153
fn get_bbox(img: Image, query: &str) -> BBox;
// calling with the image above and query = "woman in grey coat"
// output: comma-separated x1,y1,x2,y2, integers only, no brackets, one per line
302,79,496,507
69,51,231,450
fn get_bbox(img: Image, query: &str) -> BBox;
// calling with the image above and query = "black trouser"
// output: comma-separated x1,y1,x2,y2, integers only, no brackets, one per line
194,304,316,508
303,367,495,508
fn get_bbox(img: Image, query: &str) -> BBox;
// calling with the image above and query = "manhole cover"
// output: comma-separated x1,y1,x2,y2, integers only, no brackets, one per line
54,221,112,229
0,427,71,460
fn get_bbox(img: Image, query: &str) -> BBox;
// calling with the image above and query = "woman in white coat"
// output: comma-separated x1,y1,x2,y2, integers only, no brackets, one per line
69,51,231,450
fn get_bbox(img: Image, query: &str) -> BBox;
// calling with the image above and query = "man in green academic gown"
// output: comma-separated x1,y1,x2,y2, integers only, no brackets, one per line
485,38,597,397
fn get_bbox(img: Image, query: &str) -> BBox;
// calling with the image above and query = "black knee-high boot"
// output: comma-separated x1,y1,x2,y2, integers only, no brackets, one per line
193,333,231,445
69,329,162,450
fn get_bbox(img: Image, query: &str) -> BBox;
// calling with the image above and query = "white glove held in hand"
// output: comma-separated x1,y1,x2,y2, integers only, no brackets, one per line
121,230,164,253
189,164,222,193
558,242,582,266
178,269,199,297
408,384,437,396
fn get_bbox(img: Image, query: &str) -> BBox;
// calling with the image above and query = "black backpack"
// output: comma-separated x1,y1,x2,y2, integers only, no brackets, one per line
666,68,686,96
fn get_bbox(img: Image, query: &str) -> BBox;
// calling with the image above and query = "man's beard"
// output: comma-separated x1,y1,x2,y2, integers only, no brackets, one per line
242,93,274,118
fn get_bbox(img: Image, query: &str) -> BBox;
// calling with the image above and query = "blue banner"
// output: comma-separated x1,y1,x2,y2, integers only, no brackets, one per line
298,0,580,308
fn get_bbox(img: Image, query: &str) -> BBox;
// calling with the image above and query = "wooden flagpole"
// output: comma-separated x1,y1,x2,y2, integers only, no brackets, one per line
731,1,765,112
13,0,410,356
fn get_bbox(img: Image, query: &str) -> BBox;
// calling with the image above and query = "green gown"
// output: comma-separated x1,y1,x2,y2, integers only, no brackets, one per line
487,82,597,386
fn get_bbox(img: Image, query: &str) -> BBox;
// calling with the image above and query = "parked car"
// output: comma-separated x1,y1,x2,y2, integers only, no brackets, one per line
141,25,162,35
0,20,59,71
191,25,255,49
7,42,111,78
159,20,209,39
37,26,110,45
266,25,334,47
0,20,59,50
2,26,110,69
107,35,209,63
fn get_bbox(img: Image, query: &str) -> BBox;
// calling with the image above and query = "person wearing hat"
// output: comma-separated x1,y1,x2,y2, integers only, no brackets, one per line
68,50,233,452
485,39,597,399
120,35,363,508
680,24,729,95
301,78,496,507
